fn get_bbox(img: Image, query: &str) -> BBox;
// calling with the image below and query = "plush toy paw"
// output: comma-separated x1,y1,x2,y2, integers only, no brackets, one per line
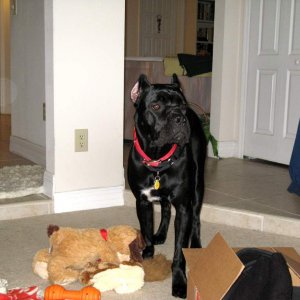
48,266,79,286
32,248,50,280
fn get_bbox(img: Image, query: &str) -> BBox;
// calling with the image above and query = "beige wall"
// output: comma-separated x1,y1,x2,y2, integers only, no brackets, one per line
51,0,125,212
125,0,197,57
51,0,125,194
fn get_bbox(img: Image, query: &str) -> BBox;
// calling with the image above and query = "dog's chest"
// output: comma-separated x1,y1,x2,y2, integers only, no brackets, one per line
140,172,175,203
141,186,161,202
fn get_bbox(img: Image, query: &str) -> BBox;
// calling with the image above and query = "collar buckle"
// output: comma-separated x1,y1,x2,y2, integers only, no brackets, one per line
144,159,161,167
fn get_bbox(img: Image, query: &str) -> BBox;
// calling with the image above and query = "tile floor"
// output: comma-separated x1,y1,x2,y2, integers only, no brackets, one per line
1,114,300,239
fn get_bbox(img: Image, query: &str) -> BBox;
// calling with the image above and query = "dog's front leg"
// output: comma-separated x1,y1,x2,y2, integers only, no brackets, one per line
153,199,171,245
136,197,154,259
172,204,190,298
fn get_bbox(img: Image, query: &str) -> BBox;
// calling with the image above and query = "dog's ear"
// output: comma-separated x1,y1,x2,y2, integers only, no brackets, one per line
130,74,151,103
47,224,60,237
171,73,184,94
171,73,180,87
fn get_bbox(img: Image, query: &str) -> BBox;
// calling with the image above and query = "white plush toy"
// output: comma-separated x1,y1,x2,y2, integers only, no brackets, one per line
89,263,145,294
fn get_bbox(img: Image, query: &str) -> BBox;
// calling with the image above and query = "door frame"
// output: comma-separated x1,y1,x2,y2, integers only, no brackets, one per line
0,0,11,114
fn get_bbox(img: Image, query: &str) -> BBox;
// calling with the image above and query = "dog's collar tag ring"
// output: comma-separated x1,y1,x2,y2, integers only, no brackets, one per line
154,172,161,190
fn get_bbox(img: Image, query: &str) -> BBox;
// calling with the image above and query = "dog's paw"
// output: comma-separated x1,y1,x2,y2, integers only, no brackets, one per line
172,283,187,298
172,270,187,298
153,233,167,245
190,239,201,248
142,245,154,259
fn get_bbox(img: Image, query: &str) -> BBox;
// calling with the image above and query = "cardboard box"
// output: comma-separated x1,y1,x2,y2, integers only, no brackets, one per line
183,233,300,300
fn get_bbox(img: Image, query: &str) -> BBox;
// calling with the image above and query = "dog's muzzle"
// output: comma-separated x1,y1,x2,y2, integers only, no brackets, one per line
155,113,190,147
169,111,190,145
172,112,187,126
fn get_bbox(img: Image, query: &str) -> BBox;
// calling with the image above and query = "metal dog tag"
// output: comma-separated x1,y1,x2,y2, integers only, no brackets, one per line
154,173,161,190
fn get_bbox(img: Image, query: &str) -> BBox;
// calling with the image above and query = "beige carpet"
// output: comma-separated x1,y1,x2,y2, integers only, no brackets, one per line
0,205,299,299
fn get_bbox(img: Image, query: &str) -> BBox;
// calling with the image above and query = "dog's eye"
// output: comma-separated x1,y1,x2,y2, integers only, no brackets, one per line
151,104,160,111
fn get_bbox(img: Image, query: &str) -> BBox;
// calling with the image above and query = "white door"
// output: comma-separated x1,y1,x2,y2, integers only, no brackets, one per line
139,0,177,57
244,0,300,165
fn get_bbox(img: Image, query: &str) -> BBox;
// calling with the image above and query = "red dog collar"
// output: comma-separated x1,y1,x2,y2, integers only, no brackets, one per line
133,128,177,168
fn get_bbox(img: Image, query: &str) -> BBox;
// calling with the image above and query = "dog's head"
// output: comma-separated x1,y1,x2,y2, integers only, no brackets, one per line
131,74,190,147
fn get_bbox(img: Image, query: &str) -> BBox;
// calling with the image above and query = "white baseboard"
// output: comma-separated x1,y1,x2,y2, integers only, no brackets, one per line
10,135,46,166
53,185,124,213
43,170,54,198
208,140,238,158
43,172,124,214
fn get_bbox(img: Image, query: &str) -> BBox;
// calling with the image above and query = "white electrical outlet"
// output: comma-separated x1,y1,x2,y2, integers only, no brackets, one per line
75,129,88,152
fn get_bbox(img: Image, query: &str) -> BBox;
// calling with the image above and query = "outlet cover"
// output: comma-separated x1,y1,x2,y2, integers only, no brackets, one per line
75,129,88,152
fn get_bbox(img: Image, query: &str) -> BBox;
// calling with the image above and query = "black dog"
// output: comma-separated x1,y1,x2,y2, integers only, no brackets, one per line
127,74,207,298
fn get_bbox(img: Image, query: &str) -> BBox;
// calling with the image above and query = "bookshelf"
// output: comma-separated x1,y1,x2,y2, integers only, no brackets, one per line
197,0,215,56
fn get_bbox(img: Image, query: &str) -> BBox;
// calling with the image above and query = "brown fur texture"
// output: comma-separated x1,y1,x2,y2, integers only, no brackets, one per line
32,224,144,285
142,254,172,282
79,261,120,285
129,232,146,262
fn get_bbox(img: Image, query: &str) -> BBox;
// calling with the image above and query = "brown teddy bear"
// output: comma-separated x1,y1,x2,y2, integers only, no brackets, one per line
32,224,146,285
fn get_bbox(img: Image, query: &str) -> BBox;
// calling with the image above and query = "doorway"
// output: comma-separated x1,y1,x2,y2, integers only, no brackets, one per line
0,0,14,168
0,0,11,116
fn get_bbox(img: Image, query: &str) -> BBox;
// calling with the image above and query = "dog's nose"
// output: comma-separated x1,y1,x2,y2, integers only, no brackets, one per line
174,114,186,125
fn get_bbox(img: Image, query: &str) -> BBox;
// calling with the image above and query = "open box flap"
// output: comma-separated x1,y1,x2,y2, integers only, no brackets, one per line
184,233,244,300
274,247,300,286
274,247,300,275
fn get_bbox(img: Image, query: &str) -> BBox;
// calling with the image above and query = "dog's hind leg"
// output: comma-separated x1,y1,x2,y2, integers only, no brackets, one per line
190,202,202,248
190,182,204,248
153,199,171,245
136,197,155,259
188,106,207,248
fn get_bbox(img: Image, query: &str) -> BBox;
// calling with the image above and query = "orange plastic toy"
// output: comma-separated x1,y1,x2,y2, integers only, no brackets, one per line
44,285,100,300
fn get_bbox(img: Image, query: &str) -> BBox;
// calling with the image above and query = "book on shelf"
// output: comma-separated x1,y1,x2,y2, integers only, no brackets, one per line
197,1,215,21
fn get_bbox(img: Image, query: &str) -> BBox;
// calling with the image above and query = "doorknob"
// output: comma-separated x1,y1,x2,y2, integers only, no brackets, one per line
295,59,300,65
